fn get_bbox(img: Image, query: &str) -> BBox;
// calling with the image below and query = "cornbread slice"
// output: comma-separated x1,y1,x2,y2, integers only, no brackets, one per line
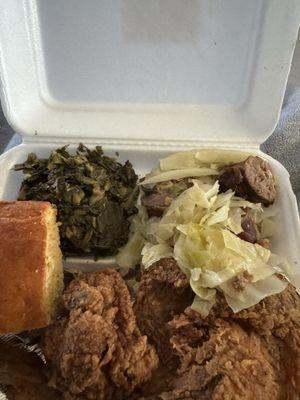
0,201,63,333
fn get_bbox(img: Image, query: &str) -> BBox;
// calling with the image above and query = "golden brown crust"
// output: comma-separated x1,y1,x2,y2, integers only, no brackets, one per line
43,269,158,400
0,200,50,219
0,201,52,333
134,258,194,369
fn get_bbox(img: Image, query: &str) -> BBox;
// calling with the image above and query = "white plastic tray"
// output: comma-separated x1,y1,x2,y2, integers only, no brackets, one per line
0,143,299,272
0,1,300,270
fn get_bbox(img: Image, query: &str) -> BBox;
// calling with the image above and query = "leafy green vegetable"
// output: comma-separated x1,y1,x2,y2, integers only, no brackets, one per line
15,144,138,256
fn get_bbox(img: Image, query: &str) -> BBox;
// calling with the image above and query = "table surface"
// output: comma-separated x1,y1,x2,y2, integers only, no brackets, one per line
0,108,14,153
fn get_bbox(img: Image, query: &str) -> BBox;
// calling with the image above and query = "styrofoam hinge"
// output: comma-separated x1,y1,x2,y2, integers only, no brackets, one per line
22,135,261,151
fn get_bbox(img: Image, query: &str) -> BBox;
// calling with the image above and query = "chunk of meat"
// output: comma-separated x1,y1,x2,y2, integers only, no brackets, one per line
141,180,190,218
238,212,259,243
231,270,253,291
218,156,276,206
141,192,173,218
132,364,221,400
134,258,194,369
42,269,158,400
131,363,176,399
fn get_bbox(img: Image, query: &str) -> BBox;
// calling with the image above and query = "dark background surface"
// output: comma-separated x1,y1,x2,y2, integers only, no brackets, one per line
0,108,14,153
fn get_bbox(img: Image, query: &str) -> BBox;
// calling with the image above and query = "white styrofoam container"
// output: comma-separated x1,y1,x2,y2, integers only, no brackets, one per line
0,0,300,271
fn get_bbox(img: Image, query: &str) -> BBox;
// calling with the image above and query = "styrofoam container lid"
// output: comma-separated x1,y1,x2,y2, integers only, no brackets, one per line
0,0,300,147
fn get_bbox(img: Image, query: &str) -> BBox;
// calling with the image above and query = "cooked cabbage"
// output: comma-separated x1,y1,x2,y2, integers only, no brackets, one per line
159,149,252,172
121,151,296,316
116,229,144,269
141,168,218,185
220,275,288,313
135,176,295,315
143,149,252,185
142,243,173,268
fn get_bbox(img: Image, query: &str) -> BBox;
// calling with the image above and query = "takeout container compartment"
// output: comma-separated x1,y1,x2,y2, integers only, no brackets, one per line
0,0,300,271
0,143,299,272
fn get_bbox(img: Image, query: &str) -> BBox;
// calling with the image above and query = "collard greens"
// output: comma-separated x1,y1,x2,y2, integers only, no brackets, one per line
15,144,138,256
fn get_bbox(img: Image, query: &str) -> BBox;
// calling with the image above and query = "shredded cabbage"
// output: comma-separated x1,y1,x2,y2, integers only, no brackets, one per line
220,275,288,313
226,208,243,234
121,150,296,316
137,177,292,315
116,230,144,269
191,293,216,317
142,243,173,269
159,149,252,172
144,149,252,186
116,207,149,269
172,221,291,315
141,168,218,185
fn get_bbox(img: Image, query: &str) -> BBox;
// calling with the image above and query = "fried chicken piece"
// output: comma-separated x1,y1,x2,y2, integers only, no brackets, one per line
158,283,299,399
135,275,300,399
131,362,177,399
0,343,60,400
210,282,300,338
136,309,282,399
42,269,158,400
166,309,281,400
207,283,300,396
132,361,221,399
134,258,194,369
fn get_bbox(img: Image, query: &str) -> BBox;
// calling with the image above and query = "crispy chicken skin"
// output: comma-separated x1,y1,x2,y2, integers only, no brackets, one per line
42,269,158,400
208,282,300,337
41,259,300,399
137,292,300,400
135,310,282,400
134,258,194,368
134,259,300,399
167,309,280,400
206,283,300,397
